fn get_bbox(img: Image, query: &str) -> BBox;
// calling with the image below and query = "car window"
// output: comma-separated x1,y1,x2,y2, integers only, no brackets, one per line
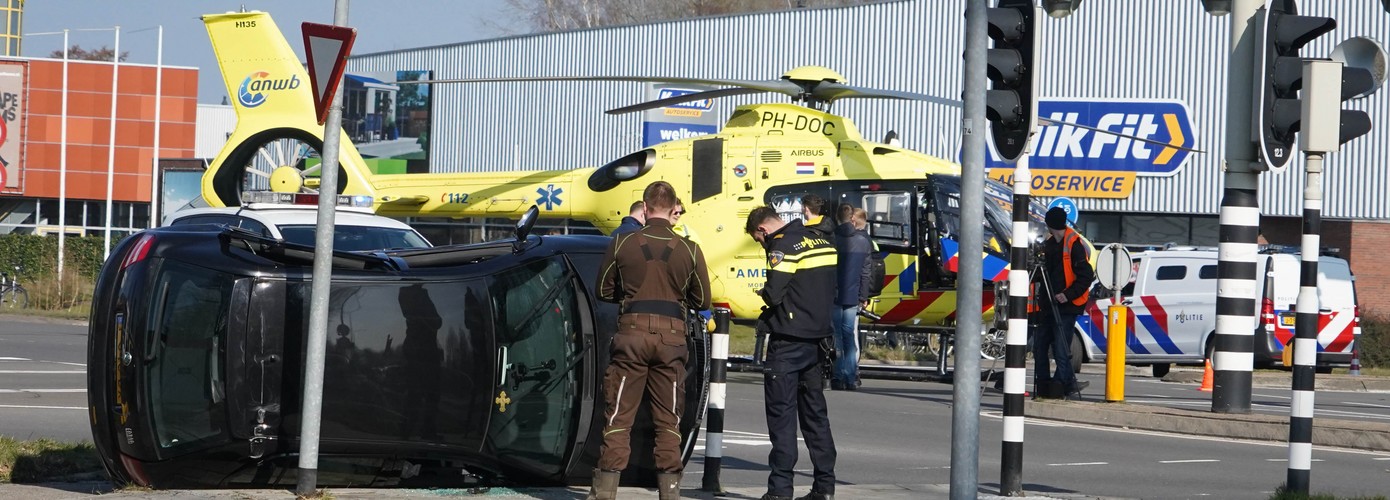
1198,265,1218,279
487,257,582,475
145,261,234,451
170,214,239,227
279,225,431,251
1155,265,1187,280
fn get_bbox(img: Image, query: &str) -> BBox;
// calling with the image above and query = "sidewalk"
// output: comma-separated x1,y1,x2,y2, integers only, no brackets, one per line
0,482,1127,499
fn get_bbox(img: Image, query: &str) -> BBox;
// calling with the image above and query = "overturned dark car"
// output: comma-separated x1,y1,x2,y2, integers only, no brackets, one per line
87,213,709,488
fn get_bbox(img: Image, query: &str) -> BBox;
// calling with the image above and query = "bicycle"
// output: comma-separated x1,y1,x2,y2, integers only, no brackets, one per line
1,265,28,310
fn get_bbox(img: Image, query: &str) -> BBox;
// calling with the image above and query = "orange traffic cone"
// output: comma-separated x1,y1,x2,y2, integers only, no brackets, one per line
1198,359,1214,392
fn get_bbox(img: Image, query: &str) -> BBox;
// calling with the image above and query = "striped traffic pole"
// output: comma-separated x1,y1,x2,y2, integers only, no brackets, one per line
1287,150,1323,494
1212,183,1259,414
702,307,730,493
1000,153,1031,496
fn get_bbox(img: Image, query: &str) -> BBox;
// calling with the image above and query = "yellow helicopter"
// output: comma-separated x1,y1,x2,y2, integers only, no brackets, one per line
201,11,1062,344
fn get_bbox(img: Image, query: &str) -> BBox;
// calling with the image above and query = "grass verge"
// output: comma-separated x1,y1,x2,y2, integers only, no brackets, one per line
0,436,103,483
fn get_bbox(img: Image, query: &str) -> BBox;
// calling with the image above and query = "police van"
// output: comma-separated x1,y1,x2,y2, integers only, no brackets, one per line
1075,247,1359,377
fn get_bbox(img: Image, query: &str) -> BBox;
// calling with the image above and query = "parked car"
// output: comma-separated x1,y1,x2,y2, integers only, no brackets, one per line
164,193,432,251
1075,247,1359,377
87,211,708,488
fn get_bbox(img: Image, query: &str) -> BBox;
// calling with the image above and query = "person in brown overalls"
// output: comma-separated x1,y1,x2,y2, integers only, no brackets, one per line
589,180,711,500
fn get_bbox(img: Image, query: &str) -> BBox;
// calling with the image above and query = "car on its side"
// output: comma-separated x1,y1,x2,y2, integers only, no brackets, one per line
163,193,431,251
87,212,708,489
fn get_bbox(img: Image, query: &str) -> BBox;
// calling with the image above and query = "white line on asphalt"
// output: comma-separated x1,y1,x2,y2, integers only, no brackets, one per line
1342,401,1390,410
1159,459,1220,464
0,357,31,361
1372,457,1390,461
1265,458,1325,462
50,361,87,367
0,389,86,393
1046,462,1107,467
981,411,1390,456
0,404,85,410
1253,393,1292,400
0,370,84,374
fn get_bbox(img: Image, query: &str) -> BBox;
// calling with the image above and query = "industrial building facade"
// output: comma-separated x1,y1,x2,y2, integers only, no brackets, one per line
345,0,1390,314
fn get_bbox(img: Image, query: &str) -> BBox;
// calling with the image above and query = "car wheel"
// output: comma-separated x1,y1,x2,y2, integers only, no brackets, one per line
1152,363,1171,378
980,328,1007,360
209,128,335,206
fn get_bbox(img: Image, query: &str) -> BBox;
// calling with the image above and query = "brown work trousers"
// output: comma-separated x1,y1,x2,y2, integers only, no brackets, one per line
598,313,689,472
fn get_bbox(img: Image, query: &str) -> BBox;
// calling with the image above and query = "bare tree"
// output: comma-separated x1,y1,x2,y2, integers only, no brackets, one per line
48,45,130,62
506,0,873,31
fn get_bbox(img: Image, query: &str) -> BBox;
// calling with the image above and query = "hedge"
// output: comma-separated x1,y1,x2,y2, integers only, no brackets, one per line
0,234,121,281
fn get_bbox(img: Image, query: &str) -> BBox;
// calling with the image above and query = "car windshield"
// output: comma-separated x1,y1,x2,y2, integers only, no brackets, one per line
279,225,431,251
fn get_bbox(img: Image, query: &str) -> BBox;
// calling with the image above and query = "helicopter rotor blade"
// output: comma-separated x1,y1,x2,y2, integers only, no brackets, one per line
1037,116,1205,154
811,82,964,108
605,87,767,115
392,75,805,96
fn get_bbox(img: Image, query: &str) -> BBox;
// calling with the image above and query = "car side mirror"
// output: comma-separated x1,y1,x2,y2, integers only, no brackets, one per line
514,205,540,252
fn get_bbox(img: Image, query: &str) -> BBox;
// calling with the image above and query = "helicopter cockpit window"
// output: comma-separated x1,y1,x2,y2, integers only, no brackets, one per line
927,176,1013,259
765,183,831,223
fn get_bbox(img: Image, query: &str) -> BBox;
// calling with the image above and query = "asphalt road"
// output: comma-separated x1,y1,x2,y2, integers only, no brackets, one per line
698,371,1390,499
3,317,1388,498
0,316,93,443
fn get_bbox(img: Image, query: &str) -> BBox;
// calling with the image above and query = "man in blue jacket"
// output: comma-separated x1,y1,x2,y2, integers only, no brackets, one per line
612,200,645,236
831,204,872,390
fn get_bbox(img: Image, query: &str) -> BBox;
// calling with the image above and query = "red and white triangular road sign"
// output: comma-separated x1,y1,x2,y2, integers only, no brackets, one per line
302,22,357,125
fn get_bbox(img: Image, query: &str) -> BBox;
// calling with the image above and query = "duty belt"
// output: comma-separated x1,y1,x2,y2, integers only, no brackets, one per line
622,300,687,319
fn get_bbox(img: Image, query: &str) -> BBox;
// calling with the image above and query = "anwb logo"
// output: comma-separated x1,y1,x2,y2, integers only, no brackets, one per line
237,71,302,108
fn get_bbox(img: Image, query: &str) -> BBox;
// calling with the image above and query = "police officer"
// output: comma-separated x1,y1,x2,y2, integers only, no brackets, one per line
590,181,711,500
1032,206,1094,399
746,206,837,500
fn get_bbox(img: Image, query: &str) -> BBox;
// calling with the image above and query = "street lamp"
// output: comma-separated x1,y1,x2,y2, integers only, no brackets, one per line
1041,0,1080,19
1202,0,1233,16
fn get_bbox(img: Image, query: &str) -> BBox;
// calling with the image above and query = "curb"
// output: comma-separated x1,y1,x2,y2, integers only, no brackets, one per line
1162,370,1390,392
1026,399,1390,452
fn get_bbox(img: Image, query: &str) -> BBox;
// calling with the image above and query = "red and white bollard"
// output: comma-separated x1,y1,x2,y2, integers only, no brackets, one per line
1349,347,1361,376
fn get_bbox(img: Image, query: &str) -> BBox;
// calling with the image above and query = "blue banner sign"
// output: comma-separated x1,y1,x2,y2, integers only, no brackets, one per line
986,99,1197,176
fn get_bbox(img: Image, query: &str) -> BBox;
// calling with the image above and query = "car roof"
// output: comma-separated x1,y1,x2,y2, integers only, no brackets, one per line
166,206,415,230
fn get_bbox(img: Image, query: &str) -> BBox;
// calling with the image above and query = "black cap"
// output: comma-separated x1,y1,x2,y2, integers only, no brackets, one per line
1046,207,1069,230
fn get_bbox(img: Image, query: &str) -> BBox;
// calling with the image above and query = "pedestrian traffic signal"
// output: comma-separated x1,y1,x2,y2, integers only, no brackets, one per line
985,0,1039,163
1254,2,1335,171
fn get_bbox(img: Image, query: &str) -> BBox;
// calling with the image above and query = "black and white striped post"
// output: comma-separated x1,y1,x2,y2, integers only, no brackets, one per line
702,307,731,494
1286,58,1342,495
1000,153,1032,496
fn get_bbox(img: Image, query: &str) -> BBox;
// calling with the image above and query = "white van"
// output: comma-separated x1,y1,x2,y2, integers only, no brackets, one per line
1074,247,1359,376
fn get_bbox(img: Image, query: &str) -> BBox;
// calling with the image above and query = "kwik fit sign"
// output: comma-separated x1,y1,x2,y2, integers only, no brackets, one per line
986,99,1197,199
642,83,720,147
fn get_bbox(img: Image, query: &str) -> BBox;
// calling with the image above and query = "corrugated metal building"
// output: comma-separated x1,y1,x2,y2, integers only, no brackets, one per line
341,0,1390,312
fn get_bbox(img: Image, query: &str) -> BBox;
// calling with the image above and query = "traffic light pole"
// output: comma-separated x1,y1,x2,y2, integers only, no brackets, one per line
1001,152,1030,497
1287,149,1321,494
1211,0,1264,415
952,2,987,498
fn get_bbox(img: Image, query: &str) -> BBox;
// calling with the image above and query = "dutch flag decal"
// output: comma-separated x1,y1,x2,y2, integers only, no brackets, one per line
795,162,815,175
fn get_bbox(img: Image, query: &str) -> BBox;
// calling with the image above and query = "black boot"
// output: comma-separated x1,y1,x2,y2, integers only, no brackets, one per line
795,491,834,500
585,469,619,500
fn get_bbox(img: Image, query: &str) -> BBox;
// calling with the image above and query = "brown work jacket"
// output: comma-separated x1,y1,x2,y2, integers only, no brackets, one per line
597,218,711,318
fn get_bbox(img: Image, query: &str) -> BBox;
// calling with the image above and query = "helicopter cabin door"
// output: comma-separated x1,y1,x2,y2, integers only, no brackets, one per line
826,181,921,301
917,175,1014,292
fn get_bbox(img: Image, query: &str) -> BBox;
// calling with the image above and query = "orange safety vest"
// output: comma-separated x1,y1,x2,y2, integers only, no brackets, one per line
1027,229,1089,313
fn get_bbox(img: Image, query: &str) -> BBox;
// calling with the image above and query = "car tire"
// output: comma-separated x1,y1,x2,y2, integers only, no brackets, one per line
1152,363,1171,378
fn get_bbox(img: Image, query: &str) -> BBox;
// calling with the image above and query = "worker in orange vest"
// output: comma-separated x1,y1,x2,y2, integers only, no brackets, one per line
1032,207,1095,399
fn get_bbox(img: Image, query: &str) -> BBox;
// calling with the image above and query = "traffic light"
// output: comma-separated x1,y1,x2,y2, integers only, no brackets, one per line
1254,2,1336,171
985,0,1039,163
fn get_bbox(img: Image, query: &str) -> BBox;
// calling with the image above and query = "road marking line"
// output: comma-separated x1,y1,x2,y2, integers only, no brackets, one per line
1159,459,1220,464
1253,393,1292,400
0,404,85,410
1046,462,1107,467
1372,457,1390,461
1265,458,1325,462
0,389,86,393
50,362,87,367
1343,401,1390,410
0,370,84,374
0,357,31,361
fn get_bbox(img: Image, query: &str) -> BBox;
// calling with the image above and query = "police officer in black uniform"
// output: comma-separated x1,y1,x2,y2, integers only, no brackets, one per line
746,206,837,500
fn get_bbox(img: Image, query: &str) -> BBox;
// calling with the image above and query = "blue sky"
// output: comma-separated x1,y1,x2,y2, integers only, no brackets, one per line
22,0,514,103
